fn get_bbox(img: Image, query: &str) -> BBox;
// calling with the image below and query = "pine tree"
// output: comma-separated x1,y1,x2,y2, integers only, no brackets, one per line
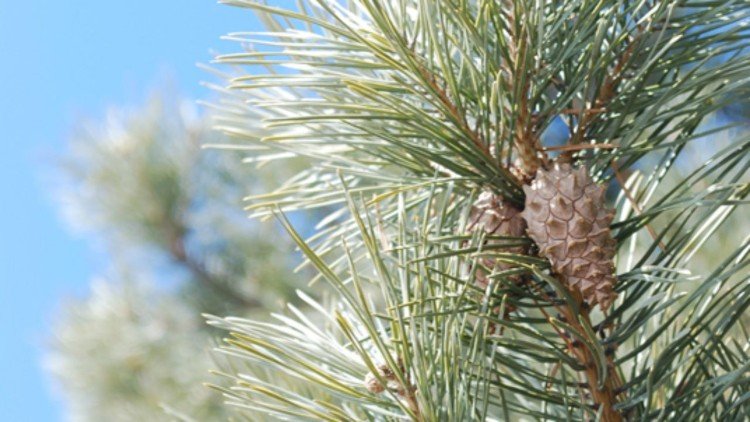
46,95,307,420
204,1,750,421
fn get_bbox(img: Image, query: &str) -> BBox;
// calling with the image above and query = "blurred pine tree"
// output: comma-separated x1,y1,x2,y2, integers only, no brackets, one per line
47,95,306,420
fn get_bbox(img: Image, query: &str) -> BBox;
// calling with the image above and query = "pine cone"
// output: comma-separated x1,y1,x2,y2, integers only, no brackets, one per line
364,364,395,394
467,191,528,288
521,163,618,310
363,362,409,395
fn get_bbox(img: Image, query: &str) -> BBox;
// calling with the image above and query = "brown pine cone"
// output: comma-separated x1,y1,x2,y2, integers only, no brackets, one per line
521,163,618,310
467,191,528,288
364,364,397,394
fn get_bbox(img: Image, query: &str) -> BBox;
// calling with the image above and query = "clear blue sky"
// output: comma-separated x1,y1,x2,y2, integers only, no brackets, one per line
0,1,273,419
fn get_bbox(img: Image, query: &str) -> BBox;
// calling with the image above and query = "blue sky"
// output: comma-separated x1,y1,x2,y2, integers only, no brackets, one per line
0,1,270,419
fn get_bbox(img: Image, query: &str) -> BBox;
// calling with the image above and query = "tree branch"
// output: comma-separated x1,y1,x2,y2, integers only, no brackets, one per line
533,283,624,421
168,235,262,309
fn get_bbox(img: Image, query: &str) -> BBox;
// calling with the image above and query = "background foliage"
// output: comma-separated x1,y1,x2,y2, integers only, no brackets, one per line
47,95,306,420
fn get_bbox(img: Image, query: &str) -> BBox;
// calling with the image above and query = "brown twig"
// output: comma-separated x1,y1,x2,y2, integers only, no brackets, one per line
413,60,523,189
543,144,617,152
506,7,548,176
559,305,623,421
563,33,640,163
169,235,262,309
402,386,423,422
533,295,592,409
573,39,636,144
531,283,623,421
559,107,607,115
418,67,490,157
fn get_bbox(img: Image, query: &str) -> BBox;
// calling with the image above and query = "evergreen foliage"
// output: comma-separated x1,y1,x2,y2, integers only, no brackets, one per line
47,96,304,420
57,95,303,312
48,279,229,421
205,1,750,421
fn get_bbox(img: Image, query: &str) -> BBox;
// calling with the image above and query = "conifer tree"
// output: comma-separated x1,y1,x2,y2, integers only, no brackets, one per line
204,1,750,421
47,96,305,420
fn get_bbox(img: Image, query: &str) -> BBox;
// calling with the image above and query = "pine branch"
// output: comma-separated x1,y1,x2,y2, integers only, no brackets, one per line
205,1,750,419
168,235,262,309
